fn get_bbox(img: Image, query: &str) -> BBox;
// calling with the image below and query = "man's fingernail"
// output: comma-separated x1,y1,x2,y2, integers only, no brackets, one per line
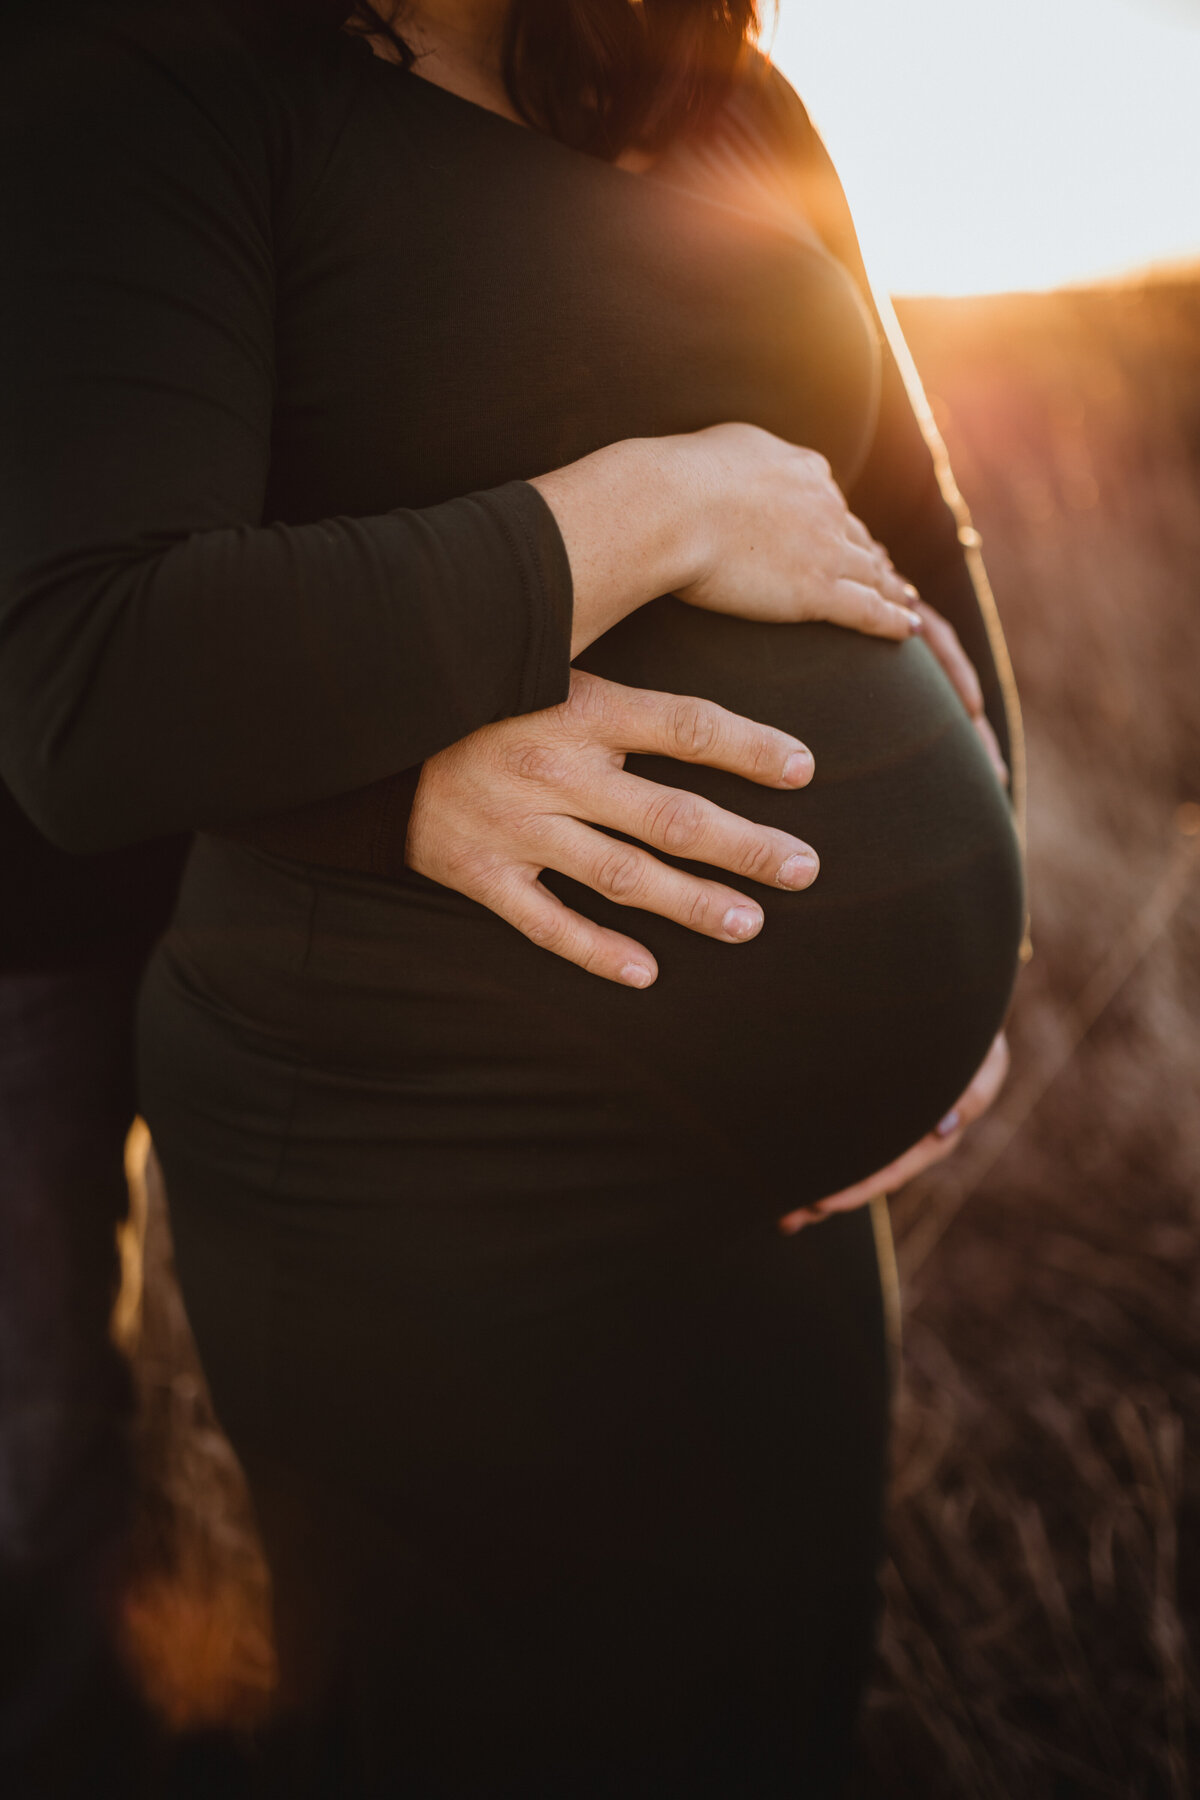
782,749,814,786
777,852,818,889
936,1108,960,1137
722,905,762,941
621,963,654,989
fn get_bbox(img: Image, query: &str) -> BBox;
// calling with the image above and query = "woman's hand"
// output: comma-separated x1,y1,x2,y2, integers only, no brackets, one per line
406,670,822,988
530,426,923,657
778,1031,1011,1233
677,424,924,635
532,427,1005,794
807,523,1009,789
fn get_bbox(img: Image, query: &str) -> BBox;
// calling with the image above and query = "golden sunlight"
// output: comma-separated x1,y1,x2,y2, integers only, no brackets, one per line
770,0,1200,295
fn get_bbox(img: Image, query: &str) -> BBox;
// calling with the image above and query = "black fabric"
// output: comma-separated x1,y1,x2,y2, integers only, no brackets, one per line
1,2,1024,1790
0,782,186,971
139,834,894,1799
0,0,574,865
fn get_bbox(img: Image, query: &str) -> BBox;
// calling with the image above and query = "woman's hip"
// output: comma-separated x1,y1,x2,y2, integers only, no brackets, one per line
136,834,891,1505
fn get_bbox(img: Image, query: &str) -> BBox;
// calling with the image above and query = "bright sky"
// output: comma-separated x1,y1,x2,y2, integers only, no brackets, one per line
768,0,1200,295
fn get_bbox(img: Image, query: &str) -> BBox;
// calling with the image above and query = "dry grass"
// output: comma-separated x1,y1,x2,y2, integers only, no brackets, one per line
852,276,1200,1799
120,275,1200,1794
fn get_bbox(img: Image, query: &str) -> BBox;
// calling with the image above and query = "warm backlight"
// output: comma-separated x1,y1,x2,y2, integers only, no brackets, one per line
770,0,1200,296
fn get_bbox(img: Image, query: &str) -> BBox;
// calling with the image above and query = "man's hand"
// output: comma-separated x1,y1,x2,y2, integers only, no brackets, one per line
406,670,822,988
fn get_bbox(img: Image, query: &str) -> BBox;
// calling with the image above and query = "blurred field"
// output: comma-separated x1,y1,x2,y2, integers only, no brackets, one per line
120,274,1200,1794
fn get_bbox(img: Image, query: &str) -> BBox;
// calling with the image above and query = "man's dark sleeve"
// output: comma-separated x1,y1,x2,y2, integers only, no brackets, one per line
0,2,573,855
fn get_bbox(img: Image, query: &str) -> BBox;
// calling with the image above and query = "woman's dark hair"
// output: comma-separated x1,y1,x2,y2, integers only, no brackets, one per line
343,2,763,160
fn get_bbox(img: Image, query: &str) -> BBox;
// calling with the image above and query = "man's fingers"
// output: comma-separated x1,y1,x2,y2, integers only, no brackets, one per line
551,820,770,943
603,683,817,791
830,578,922,641
486,869,660,988
596,776,819,890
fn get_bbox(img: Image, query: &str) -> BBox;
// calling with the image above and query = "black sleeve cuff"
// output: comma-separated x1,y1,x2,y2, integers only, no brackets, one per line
484,478,575,719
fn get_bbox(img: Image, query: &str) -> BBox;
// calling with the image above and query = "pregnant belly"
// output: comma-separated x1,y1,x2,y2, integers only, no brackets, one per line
153,600,1023,1236
560,597,1025,1205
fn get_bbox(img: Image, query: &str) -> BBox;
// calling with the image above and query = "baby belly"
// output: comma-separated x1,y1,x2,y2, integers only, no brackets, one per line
562,598,1025,1205
150,602,1023,1235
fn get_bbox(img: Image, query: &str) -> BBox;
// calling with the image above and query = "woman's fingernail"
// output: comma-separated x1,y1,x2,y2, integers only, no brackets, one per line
722,905,763,941
904,582,920,601
621,963,654,989
782,749,815,786
777,851,818,889
936,1108,961,1137
903,607,924,633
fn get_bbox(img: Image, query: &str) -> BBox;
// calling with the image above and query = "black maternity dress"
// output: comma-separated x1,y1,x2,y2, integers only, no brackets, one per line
0,3,1024,1794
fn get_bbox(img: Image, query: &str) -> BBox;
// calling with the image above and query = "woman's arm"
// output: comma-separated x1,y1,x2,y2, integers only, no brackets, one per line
0,6,924,857
535,427,922,658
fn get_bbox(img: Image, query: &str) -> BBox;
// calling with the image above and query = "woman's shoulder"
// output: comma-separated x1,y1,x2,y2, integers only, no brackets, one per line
724,52,820,158
713,52,872,286
653,52,837,248
704,53,825,192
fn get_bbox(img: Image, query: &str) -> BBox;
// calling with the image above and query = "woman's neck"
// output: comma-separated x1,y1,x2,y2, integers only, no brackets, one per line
363,1,658,171
369,1,520,123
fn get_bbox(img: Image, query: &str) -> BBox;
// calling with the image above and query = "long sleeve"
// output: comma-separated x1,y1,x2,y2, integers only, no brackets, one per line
0,1,573,856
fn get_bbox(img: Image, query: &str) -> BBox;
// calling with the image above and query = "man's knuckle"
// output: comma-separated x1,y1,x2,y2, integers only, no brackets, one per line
523,911,566,951
565,670,615,730
670,698,719,758
577,940,615,978
647,791,701,854
505,741,569,787
740,832,777,878
751,731,784,776
437,838,487,888
683,885,715,929
594,846,645,901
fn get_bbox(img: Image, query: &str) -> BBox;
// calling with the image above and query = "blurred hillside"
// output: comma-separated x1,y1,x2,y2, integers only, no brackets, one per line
853,274,1200,1798
121,276,1200,1797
